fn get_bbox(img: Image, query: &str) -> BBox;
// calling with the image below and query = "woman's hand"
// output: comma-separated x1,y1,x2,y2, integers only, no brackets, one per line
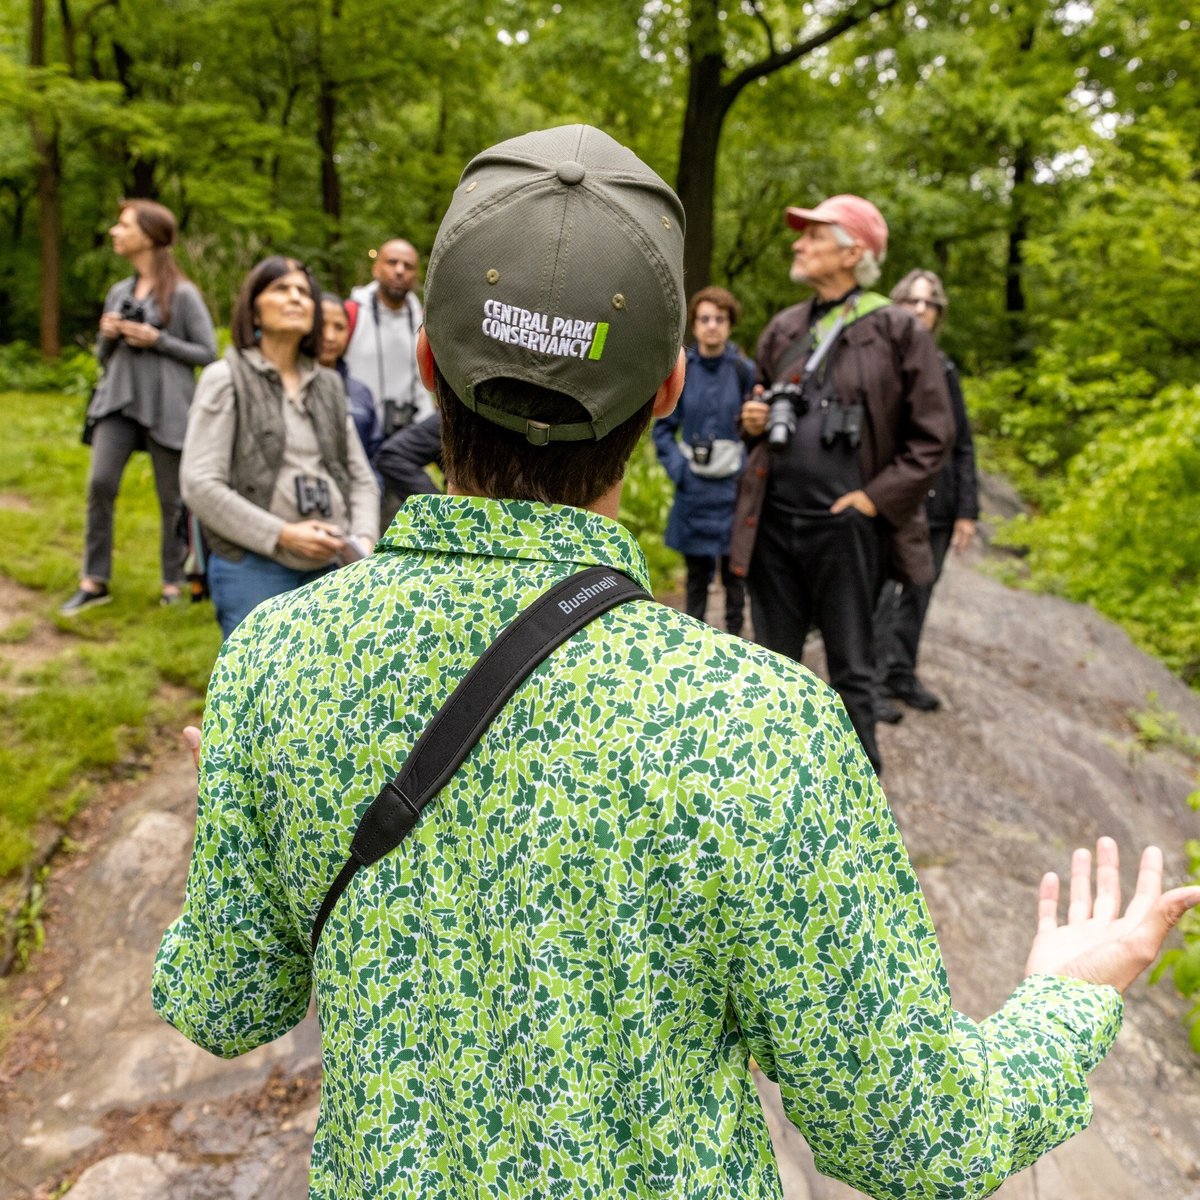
119,320,161,348
99,312,123,338
277,519,344,562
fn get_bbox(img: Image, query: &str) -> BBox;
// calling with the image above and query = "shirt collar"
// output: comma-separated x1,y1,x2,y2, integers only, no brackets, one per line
378,494,652,592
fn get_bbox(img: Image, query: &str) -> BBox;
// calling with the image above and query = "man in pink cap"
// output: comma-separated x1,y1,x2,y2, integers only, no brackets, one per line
730,193,953,773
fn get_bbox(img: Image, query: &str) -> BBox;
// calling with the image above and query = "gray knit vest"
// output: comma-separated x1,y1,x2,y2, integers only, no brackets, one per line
205,347,352,562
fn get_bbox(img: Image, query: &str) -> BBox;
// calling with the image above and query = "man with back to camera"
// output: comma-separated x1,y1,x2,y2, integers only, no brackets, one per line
731,196,953,773
154,125,1200,1200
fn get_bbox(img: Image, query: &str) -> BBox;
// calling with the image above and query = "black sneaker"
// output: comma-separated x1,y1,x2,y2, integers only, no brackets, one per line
59,585,111,615
888,676,942,712
875,695,905,724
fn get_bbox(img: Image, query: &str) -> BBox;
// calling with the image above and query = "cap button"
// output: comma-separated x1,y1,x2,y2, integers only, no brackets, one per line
556,161,586,186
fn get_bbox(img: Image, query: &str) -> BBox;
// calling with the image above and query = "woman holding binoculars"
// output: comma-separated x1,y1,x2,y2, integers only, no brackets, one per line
62,199,217,616
180,256,379,641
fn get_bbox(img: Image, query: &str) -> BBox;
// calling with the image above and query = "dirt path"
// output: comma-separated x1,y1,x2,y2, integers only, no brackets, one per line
3,535,1200,1198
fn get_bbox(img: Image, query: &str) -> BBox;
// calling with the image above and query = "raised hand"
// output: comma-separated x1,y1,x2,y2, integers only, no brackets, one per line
1025,837,1200,993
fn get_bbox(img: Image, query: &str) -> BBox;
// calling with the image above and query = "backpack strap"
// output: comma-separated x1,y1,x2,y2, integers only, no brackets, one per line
310,564,652,950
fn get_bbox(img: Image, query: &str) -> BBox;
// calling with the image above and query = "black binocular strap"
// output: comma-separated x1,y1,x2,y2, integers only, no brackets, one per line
310,565,651,950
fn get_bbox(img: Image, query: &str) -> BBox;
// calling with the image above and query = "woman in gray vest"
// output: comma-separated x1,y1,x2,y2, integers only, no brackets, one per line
61,200,217,615
180,257,380,640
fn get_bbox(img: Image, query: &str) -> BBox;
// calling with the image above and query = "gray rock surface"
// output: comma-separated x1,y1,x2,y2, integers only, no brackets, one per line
2,541,1199,1199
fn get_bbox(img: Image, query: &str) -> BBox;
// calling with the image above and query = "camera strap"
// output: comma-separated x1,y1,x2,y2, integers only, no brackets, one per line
804,292,861,388
310,564,652,950
372,289,419,432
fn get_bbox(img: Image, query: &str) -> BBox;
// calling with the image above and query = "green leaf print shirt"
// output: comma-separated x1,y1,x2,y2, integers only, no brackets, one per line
154,494,1122,1200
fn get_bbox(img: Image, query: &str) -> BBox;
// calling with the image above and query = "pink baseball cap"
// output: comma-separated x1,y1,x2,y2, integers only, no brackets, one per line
785,194,889,259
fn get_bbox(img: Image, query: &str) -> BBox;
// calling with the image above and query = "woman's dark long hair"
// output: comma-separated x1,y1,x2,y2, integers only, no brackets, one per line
121,199,185,324
230,257,323,360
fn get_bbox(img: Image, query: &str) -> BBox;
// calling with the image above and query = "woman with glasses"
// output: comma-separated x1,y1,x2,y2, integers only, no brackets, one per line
875,268,980,714
653,286,754,635
181,257,380,640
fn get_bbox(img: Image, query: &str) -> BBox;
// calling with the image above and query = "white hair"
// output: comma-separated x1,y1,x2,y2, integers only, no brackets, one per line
830,222,884,288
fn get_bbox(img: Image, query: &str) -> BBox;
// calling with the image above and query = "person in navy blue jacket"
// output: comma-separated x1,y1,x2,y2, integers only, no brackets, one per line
319,293,384,481
653,286,754,635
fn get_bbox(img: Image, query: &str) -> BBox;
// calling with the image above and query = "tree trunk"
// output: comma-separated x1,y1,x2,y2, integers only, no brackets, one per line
111,41,158,198
317,77,342,289
317,0,343,290
1005,12,1036,366
674,0,898,290
675,36,727,292
30,0,62,357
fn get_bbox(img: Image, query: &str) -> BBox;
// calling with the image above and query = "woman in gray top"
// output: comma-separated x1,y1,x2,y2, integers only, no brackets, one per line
181,257,380,640
61,200,217,615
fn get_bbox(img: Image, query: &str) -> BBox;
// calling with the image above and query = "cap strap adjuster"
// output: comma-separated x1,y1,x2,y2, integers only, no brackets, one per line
525,420,552,446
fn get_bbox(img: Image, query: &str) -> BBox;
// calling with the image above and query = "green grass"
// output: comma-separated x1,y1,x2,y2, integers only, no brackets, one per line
0,391,221,879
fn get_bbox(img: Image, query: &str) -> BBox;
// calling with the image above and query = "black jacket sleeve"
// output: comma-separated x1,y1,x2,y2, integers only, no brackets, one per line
375,411,443,500
944,359,980,520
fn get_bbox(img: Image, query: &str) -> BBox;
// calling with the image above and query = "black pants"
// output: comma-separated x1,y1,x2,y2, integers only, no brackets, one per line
748,508,884,771
875,523,953,688
84,413,186,587
684,554,745,635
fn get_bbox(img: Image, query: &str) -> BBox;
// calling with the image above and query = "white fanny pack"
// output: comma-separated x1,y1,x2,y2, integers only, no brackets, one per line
681,438,744,480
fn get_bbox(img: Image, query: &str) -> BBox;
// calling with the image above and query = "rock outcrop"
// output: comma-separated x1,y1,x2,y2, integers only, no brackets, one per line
2,540,1198,1199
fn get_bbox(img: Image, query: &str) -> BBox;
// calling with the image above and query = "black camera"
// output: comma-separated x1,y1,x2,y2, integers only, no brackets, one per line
118,296,148,324
382,398,418,436
762,379,808,449
819,401,864,450
295,474,333,519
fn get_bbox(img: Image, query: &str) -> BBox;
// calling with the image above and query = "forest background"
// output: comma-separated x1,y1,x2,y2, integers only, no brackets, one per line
1,3,1198,884
2,0,1197,679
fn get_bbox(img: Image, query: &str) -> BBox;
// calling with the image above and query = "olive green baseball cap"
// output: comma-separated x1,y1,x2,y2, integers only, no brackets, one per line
424,124,685,444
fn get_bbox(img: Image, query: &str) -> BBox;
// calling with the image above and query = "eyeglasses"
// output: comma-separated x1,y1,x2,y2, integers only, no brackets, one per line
695,313,731,325
901,298,943,312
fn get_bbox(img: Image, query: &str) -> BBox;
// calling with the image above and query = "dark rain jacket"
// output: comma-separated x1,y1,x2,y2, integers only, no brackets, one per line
652,344,755,558
924,353,980,529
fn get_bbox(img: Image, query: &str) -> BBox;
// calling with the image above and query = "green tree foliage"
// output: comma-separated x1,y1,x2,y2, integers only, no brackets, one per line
1011,386,1200,682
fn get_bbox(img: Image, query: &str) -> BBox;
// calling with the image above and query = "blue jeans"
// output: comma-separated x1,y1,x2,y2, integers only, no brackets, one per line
208,550,333,641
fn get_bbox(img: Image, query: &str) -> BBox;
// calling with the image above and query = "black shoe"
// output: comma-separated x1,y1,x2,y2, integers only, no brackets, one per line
888,677,941,712
59,584,111,615
875,696,904,724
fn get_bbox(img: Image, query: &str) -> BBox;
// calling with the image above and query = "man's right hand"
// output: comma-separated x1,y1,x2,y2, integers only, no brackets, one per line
740,398,770,438
277,519,344,563
1025,837,1200,993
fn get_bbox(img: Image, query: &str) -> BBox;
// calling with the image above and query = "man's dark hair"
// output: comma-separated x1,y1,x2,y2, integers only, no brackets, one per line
435,364,654,508
686,285,741,330
231,256,323,359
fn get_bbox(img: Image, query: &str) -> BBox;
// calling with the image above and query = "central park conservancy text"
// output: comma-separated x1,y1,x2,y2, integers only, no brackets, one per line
482,300,608,360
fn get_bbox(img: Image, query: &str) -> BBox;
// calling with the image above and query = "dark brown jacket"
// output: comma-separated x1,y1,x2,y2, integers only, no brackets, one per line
729,300,953,586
